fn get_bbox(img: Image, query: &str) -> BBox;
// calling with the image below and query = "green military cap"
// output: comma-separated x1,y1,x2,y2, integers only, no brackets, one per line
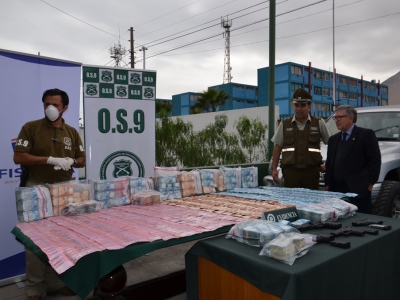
292,88,312,103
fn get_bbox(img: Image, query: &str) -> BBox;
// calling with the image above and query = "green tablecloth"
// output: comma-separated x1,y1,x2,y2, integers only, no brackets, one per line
12,225,231,299
185,213,400,300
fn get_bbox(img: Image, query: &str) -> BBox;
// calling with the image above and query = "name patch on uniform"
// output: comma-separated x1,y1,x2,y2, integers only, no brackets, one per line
310,127,318,130
285,128,294,132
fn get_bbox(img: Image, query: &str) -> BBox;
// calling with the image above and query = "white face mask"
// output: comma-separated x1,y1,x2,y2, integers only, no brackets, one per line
45,105,62,122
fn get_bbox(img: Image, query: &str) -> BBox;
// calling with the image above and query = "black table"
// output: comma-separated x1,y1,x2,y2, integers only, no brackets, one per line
186,213,400,300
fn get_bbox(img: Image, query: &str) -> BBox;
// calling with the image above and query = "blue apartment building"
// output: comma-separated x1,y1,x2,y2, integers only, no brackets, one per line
258,62,389,119
171,82,258,116
167,62,388,119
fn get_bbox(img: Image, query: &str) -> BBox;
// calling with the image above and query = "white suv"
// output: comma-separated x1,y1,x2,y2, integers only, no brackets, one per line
264,105,400,218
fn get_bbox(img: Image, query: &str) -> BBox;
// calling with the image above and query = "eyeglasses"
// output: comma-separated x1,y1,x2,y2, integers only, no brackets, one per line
333,114,348,121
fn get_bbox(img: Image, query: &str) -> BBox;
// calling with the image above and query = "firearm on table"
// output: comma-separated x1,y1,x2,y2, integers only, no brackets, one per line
352,219,392,231
351,219,383,227
330,226,380,237
294,221,342,232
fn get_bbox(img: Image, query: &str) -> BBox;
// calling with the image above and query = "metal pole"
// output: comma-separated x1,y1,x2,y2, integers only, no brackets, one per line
268,0,276,161
139,46,148,69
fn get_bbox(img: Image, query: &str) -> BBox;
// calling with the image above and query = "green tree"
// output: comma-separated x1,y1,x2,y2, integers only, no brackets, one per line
155,117,192,166
155,100,173,118
234,116,268,162
191,88,230,113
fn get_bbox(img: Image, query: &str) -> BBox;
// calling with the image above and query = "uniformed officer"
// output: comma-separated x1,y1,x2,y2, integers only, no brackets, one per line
271,88,331,190
13,88,86,300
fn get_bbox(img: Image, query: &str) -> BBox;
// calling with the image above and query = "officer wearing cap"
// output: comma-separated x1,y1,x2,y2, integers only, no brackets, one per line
271,88,331,189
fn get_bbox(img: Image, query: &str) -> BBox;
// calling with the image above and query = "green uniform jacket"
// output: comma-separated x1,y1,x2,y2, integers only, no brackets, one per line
14,118,86,184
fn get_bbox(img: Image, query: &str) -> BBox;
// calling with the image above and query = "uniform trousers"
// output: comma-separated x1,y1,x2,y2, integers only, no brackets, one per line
282,166,320,190
24,180,65,297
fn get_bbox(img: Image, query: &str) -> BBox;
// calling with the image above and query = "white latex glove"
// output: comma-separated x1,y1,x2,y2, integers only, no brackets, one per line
47,156,74,171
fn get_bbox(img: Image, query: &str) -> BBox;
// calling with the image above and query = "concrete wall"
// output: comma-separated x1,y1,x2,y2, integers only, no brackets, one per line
168,106,280,135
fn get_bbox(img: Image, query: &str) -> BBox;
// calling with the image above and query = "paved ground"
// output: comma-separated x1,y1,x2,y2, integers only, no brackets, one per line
0,240,198,300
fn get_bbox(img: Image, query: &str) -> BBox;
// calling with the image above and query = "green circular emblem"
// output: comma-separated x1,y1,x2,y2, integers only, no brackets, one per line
100,150,145,179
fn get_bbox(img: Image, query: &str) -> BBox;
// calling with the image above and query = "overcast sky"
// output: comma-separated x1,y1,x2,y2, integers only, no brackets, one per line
1,0,399,99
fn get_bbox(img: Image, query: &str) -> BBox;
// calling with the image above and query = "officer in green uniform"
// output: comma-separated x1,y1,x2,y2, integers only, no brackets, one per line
13,88,86,300
271,88,331,190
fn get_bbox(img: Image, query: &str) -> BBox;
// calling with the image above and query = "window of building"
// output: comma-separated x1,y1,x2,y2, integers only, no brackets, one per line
314,71,321,79
349,79,357,86
323,88,331,96
339,76,347,84
382,99,388,105
382,86,388,93
314,102,323,111
314,102,331,112
190,94,199,101
339,91,348,99
291,65,303,76
314,86,322,95
322,73,330,81
349,92,357,100
291,82,303,91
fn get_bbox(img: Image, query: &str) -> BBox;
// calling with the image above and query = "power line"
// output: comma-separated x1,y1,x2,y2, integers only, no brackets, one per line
142,9,400,61
143,1,326,60
39,0,128,40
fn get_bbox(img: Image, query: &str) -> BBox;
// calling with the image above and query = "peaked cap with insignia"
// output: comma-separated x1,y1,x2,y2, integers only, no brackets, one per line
292,88,312,103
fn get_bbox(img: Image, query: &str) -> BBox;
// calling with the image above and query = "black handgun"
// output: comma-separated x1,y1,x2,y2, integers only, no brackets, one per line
316,234,335,243
330,226,365,238
330,240,351,249
351,219,383,227
295,221,342,232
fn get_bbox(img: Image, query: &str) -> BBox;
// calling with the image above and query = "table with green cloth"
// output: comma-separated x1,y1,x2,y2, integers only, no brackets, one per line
185,213,400,300
11,202,244,299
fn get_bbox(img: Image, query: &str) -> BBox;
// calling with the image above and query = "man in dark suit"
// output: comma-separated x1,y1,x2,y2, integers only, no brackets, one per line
325,105,381,214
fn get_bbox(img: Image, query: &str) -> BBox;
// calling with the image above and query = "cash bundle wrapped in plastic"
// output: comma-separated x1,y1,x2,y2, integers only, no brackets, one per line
225,219,300,247
190,170,203,195
15,186,53,222
129,177,154,198
154,166,180,177
241,166,258,188
132,190,162,205
48,181,91,216
320,198,358,219
177,172,196,197
61,200,103,216
72,181,91,202
155,175,182,200
220,167,242,191
296,203,338,222
91,177,130,208
199,169,219,194
47,182,74,217
260,232,315,265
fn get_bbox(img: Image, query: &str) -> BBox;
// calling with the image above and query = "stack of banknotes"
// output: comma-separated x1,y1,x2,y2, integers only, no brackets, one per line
15,186,53,222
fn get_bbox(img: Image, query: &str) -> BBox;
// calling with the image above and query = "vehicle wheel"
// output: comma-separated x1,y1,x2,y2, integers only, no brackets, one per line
372,180,400,217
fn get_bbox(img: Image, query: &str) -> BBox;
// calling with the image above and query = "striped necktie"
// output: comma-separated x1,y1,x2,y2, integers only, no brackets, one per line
342,132,347,141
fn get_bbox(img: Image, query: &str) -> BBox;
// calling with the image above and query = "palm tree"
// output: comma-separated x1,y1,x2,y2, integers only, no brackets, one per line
155,100,173,118
190,88,230,113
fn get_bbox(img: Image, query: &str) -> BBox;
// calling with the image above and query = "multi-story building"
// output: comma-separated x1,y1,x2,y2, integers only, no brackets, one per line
171,82,258,116
258,62,388,119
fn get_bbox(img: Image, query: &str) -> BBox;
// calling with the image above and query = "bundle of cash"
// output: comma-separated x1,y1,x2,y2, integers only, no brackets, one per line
91,178,129,208
241,166,258,188
221,167,242,191
15,186,53,222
